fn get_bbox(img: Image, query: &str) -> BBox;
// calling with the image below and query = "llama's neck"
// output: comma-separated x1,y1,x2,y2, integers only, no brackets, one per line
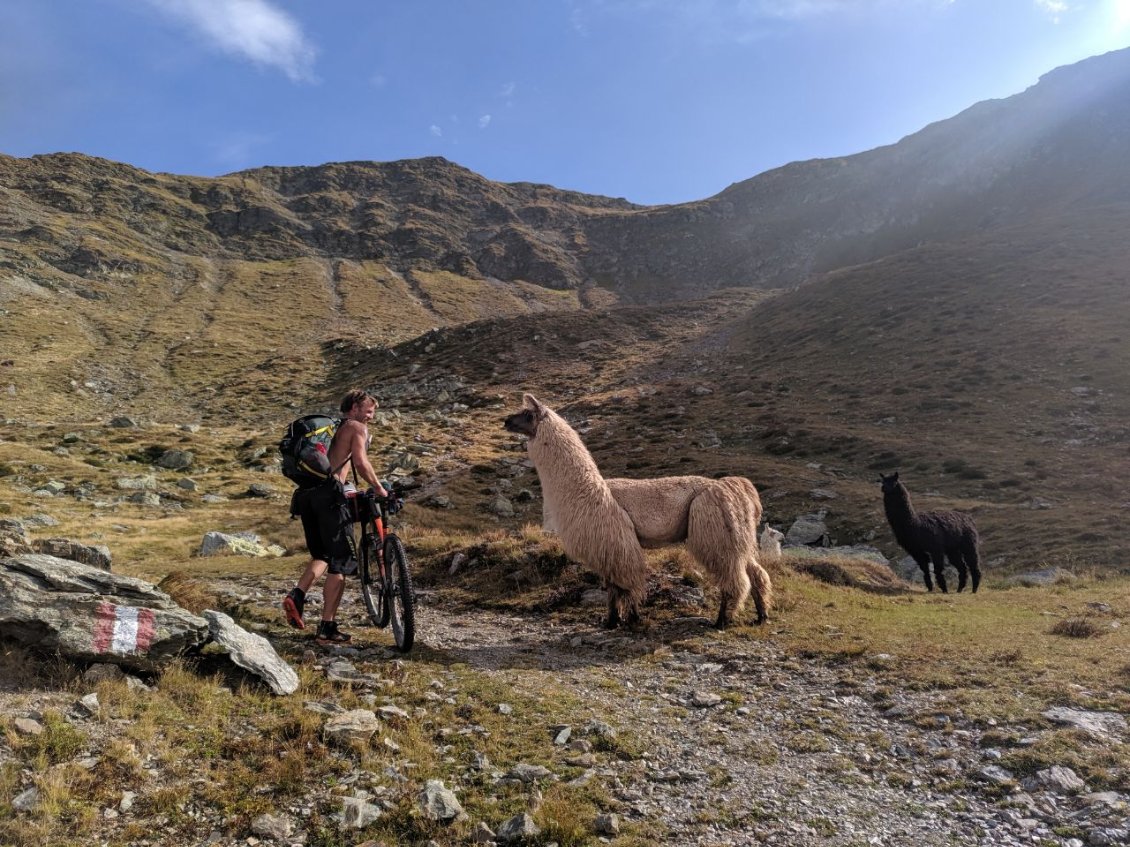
884,484,919,530
529,412,605,497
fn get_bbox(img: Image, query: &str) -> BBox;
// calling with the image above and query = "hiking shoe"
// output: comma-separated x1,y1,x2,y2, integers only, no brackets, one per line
315,620,352,645
283,588,306,630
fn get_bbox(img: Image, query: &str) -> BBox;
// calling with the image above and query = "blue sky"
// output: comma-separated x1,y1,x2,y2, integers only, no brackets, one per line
2,1,1129,205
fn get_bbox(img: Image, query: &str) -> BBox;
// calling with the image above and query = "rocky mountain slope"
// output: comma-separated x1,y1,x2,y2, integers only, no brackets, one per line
1,48,1128,569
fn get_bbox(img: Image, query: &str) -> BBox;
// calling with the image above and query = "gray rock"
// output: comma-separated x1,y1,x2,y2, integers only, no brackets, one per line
13,717,43,736
495,812,540,843
1087,828,1130,846
12,787,39,812
1031,765,1086,794
176,478,197,491
109,416,139,428
324,709,381,746
487,495,515,517
471,821,496,843
594,812,621,836
692,691,722,708
342,796,383,829
784,511,829,547
418,779,464,821
156,450,193,470
378,704,410,721
448,551,468,575
977,765,1015,785
388,451,420,472
0,554,209,671
77,692,100,716
325,659,381,687
202,610,299,696
250,812,293,841
1043,707,1127,738
1010,567,1076,587
116,475,157,491
247,483,275,498
128,491,162,507
32,538,112,570
199,531,278,558
505,763,553,783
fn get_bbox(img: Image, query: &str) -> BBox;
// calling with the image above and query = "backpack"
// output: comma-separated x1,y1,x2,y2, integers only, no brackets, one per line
279,414,341,488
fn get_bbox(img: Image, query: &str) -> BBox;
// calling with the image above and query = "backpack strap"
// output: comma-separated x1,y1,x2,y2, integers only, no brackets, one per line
331,452,353,478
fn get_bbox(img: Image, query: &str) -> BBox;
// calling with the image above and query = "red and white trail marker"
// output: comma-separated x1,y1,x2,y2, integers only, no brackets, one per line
92,602,157,655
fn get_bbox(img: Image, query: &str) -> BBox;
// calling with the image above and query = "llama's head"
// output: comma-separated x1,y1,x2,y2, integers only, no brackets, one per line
879,472,901,495
503,393,549,439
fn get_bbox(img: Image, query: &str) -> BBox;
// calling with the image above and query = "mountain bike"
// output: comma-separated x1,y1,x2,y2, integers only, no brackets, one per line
348,486,415,652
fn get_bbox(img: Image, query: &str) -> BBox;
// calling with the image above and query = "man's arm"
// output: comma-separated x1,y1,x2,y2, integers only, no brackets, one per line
346,421,387,496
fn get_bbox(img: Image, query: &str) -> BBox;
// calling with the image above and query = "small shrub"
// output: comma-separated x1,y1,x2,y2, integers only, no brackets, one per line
157,571,220,614
1050,617,1103,639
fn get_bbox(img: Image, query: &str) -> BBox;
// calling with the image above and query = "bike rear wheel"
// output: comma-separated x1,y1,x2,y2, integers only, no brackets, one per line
359,526,390,628
384,534,415,652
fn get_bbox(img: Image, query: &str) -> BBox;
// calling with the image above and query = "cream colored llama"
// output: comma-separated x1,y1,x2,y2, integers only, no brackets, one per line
504,394,772,628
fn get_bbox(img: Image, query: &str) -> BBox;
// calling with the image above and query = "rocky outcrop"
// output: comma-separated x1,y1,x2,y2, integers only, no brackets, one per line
31,538,112,570
0,554,209,671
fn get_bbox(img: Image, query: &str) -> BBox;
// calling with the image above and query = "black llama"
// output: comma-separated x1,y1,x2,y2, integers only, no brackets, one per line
879,472,982,593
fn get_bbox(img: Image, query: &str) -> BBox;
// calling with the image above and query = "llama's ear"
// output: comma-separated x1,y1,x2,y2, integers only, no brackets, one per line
523,393,547,417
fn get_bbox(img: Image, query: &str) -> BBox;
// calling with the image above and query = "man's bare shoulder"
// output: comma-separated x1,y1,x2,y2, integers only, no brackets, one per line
339,419,368,438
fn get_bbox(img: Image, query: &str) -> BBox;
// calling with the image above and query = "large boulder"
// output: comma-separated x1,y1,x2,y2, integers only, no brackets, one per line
0,554,209,671
784,511,829,547
199,532,281,558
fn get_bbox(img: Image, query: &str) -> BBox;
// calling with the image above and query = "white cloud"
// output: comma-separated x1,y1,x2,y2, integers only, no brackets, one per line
1033,0,1069,21
499,81,517,98
144,0,316,81
430,124,443,137
479,114,492,128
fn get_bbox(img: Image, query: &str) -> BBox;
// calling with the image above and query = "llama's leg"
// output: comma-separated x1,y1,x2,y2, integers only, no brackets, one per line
714,591,734,630
948,547,968,593
603,586,622,629
964,537,982,593
930,546,949,593
748,561,772,625
914,553,934,591
624,592,642,628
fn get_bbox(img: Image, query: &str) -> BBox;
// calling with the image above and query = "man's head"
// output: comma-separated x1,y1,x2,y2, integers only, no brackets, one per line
340,389,378,422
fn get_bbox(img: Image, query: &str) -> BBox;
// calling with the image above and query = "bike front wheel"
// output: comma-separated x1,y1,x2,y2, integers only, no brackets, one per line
359,528,390,628
384,534,415,652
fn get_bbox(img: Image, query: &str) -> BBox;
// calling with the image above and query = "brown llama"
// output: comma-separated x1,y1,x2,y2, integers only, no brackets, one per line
880,472,982,593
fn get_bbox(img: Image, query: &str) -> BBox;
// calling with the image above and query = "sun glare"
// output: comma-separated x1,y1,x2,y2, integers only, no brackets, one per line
1109,0,1130,33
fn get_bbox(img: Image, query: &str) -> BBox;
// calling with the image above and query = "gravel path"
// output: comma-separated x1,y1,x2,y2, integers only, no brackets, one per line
401,593,1125,847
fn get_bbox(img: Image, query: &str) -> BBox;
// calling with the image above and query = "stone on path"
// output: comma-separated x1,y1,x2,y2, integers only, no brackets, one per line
203,610,299,696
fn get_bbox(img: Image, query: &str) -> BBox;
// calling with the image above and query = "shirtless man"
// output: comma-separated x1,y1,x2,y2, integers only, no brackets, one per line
283,389,388,644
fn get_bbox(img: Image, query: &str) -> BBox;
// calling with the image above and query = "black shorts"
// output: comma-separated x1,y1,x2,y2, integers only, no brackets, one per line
294,482,357,575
